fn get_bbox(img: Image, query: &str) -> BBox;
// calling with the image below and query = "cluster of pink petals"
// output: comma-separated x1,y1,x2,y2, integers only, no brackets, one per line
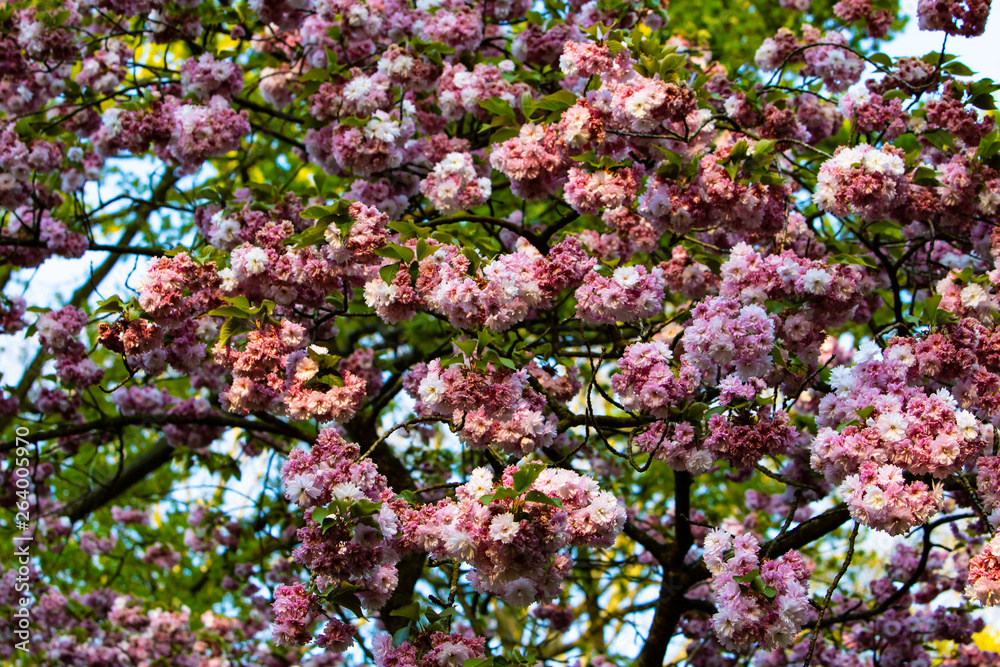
703,529,812,651
281,429,406,615
574,265,665,324
405,359,555,455
967,533,1000,606
403,465,625,606
839,461,944,536
364,236,594,331
611,341,698,418
918,0,991,37
373,630,486,667
815,143,908,220
681,296,776,381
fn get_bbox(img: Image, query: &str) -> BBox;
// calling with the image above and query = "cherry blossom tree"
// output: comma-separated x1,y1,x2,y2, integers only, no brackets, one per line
2,0,1000,665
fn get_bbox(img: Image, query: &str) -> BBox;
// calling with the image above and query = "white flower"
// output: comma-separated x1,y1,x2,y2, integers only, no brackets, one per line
488,512,520,544
364,110,401,142
862,486,888,512
853,339,883,365
441,526,475,560
802,268,832,295
343,75,373,101
377,506,399,539
418,373,447,406
960,283,989,309
875,412,908,442
217,267,237,291
285,473,322,506
464,467,494,499
331,482,365,502
501,577,536,607
363,280,398,309
885,344,915,367
588,491,623,526
955,410,979,441
613,266,642,288
933,387,959,409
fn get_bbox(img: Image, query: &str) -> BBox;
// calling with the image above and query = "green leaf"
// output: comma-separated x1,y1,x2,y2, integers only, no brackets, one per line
205,305,253,319
512,463,545,494
478,97,517,120
869,52,893,68
524,490,564,509
979,130,999,160
464,659,494,667
390,601,422,621
490,127,520,144
349,499,383,518
944,61,975,77
380,263,401,285
94,296,125,315
911,165,941,187
753,139,777,155
373,243,415,264
455,339,478,358
480,488,519,504
828,254,877,269
393,626,410,647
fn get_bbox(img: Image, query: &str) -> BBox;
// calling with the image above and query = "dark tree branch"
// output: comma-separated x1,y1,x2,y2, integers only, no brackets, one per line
7,413,313,452
0,236,166,257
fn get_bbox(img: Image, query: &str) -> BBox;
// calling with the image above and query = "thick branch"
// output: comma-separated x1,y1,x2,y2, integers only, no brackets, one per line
64,439,174,523
7,413,313,452
0,237,165,257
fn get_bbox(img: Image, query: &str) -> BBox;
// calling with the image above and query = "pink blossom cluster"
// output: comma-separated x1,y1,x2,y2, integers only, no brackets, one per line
563,165,642,215
270,582,319,646
0,128,65,211
216,320,366,423
703,529,811,651
35,305,105,390
755,25,864,92
719,242,869,359
611,341,698,418
814,143,908,220
98,95,249,173
704,406,797,470
660,245,719,300
839,85,908,139
0,564,294,666
405,359,556,455
75,40,129,94
305,111,414,177
918,0,991,36
373,630,486,667
489,123,570,199
838,461,944,535
180,53,244,100
681,296,776,381
436,62,531,122
834,0,895,38
813,339,989,483
574,265,665,324
364,236,594,331
641,146,788,241
308,73,393,121
967,533,1000,606
419,152,492,215
281,428,406,614
404,465,625,606
633,420,713,474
